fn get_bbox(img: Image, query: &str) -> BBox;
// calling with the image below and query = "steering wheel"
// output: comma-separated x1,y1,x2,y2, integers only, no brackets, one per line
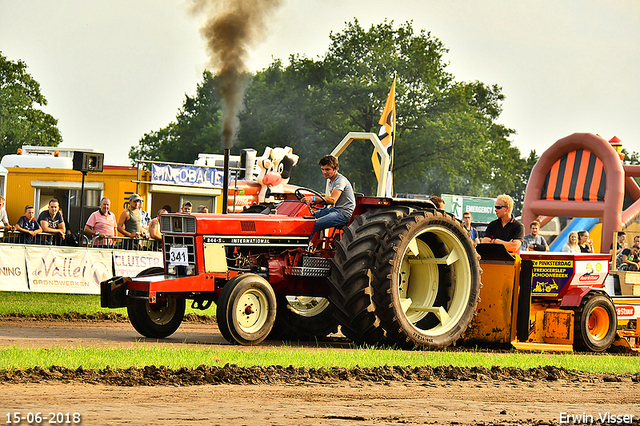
295,187,327,209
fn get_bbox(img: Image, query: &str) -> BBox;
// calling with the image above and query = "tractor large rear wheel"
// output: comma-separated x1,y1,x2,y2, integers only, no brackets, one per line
268,295,338,341
572,292,617,352
328,207,411,345
373,210,481,349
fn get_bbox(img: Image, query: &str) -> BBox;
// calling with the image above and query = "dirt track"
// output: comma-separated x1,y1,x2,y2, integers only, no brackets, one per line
1,318,639,425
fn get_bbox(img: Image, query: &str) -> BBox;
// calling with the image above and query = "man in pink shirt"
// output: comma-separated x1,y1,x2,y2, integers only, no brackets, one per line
84,197,117,247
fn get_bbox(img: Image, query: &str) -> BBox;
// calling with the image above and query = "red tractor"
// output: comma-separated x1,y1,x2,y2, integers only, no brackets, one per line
101,132,622,352
101,133,482,348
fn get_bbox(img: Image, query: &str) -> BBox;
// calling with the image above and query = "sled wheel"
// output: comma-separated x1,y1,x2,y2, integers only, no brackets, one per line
216,274,277,345
127,296,185,338
126,267,184,338
572,292,617,352
328,207,412,345
268,295,337,341
373,210,481,349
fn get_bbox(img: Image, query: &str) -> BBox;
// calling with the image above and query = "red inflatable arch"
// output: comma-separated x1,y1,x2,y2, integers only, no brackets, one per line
521,132,640,254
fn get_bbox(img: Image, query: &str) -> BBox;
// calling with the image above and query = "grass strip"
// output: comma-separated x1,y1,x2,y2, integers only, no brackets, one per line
0,345,638,375
0,291,213,317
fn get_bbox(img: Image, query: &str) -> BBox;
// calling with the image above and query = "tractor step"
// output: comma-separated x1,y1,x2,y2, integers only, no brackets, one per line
289,256,331,277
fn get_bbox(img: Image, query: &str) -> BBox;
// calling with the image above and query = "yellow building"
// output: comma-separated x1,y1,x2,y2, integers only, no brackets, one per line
0,146,148,235
0,147,259,235
2,167,146,237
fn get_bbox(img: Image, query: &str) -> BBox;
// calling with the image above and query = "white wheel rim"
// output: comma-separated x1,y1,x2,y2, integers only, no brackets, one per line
236,289,270,333
396,225,472,336
285,296,330,317
146,298,177,326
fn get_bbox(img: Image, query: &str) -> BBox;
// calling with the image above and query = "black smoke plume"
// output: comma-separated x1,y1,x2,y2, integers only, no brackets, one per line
191,0,282,149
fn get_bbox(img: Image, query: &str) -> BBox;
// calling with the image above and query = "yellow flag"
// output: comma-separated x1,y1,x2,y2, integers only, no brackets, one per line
371,77,396,196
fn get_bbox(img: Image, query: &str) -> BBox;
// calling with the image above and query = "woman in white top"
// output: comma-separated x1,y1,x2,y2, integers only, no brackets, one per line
562,231,581,253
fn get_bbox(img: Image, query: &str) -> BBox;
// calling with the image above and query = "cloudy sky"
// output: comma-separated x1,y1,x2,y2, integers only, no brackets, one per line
1,0,639,166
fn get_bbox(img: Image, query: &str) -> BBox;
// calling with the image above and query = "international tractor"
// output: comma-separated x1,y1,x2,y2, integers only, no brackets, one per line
101,133,623,352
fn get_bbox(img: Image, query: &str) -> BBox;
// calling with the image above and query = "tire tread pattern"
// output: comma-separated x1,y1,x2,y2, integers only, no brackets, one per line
327,207,411,345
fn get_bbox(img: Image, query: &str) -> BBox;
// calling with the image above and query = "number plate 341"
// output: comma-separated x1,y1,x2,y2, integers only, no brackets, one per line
169,247,188,266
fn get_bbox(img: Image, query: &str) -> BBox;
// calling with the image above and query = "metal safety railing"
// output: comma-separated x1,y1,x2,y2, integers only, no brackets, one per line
0,230,70,246
87,235,162,251
0,230,162,251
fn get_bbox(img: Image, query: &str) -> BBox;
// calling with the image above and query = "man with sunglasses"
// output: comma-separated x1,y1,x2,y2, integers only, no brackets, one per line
482,194,524,253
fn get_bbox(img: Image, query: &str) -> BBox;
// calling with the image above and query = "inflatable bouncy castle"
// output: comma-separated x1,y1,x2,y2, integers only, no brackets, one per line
522,133,640,254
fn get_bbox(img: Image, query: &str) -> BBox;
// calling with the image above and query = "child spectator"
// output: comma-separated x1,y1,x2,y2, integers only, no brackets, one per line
14,205,42,244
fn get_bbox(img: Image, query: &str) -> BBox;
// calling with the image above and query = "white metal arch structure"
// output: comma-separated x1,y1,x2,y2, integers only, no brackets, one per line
329,132,390,198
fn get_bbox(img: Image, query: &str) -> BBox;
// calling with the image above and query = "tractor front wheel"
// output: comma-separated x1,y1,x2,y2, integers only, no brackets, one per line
127,296,185,338
572,292,617,352
126,267,185,338
216,274,277,345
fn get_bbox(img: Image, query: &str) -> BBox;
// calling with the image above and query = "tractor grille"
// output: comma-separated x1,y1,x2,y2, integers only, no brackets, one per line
290,256,331,277
241,221,256,232
163,235,196,275
160,215,197,234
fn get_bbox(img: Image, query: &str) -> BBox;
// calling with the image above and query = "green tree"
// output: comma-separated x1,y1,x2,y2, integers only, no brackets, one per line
510,150,539,216
622,148,640,190
622,148,640,165
131,20,526,199
129,70,223,164
238,20,523,196
0,52,62,157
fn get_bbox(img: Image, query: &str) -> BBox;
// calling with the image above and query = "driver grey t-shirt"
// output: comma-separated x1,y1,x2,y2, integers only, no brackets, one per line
330,173,355,219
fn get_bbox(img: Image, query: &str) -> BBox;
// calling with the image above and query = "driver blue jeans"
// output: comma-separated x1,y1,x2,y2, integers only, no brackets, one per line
312,207,349,236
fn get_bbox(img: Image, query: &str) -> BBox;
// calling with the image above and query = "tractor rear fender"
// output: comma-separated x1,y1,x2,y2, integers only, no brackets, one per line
560,286,594,308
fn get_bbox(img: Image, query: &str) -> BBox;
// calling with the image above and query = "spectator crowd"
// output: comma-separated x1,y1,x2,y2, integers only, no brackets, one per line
1,191,639,271
0,193,182,251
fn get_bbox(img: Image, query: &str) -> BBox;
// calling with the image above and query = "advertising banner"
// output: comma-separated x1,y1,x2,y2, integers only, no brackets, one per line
113,250,163,277
573,259,607,286
531,259,573,295
25,247,113,294
442,194,496,223
152,163,224,188
0,245,29,291
615,300,640,321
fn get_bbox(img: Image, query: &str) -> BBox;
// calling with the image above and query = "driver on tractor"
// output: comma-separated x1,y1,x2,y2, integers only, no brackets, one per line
301,154,356,240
